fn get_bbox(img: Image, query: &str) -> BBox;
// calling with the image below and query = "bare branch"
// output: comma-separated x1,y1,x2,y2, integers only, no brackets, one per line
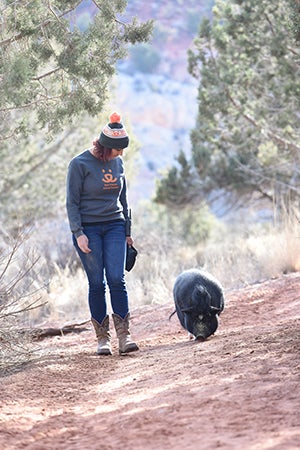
91,0,126,26
0,298,47,319
32,67,61,81
0,234,24,283
30,321,90,340
227,91,300,153
0,92,70,113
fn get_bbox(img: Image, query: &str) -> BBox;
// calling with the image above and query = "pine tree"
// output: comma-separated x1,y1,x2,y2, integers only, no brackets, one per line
156,0,300,211
189,0,300,208
155,150,201,207
0,0,153,140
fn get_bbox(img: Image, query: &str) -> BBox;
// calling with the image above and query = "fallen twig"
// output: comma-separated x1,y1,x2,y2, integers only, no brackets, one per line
20,320,91,340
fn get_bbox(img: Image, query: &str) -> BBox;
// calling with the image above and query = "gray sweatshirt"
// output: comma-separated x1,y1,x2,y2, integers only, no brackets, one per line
66,150,130,238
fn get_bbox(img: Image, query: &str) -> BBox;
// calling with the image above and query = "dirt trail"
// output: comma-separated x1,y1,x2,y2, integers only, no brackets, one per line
0,273,300,450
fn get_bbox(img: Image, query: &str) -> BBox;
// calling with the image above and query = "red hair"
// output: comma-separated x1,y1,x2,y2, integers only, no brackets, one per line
92,139,113,162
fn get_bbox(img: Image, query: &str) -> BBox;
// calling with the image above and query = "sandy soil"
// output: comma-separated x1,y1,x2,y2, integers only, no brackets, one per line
0,272,300,450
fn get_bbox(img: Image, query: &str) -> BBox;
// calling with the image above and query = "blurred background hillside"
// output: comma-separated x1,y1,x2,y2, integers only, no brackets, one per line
74,0,214,201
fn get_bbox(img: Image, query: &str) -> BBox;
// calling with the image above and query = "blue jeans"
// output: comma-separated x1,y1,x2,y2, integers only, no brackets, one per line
73,221,129,323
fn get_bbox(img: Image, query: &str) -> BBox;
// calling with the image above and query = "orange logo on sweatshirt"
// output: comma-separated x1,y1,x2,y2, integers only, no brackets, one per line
101,169,118,190
102,169,117,183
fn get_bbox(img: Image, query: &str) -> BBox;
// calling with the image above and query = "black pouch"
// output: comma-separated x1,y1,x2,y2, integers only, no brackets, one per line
125,244,138,271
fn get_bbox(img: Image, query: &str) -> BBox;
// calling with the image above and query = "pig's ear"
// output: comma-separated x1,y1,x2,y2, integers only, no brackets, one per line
193,285,211,302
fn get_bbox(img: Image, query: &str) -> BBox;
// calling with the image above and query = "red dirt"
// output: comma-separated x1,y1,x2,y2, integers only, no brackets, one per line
0,272,300,450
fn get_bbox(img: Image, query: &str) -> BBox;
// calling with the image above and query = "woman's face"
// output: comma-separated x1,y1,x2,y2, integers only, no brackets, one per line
110,148,124,159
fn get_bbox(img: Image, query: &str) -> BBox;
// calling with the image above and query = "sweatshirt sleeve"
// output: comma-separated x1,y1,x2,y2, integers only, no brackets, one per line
66,158,85,238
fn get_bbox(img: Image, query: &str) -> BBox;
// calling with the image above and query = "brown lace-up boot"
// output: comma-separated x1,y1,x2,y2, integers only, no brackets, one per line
112,313,139,355
91,315,112,355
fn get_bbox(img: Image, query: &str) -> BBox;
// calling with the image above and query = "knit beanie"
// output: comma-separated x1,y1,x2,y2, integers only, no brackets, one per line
98,112,129,149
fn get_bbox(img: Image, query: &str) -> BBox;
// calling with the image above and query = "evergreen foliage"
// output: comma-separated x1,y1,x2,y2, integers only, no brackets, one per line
0,1,151,228
156,0,300,210
155,150,201,206
288,0,300,41
0,0,153,140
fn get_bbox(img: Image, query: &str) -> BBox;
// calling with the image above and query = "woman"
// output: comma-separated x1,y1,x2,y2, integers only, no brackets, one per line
66,112,139,356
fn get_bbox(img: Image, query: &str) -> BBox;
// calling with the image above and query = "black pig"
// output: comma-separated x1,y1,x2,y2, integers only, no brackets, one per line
171,269,225,340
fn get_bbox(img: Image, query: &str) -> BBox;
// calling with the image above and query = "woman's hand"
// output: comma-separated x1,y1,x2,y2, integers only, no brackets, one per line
126,236,133,246
77,234,92,253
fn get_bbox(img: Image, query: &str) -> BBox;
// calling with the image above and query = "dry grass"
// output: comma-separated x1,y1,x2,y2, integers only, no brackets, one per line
34,206,300,325
0,231,48,373
2,207,300,332
201,216,300,289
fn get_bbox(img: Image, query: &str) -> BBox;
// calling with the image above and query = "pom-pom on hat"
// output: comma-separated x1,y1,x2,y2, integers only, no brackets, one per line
98,112,129,149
